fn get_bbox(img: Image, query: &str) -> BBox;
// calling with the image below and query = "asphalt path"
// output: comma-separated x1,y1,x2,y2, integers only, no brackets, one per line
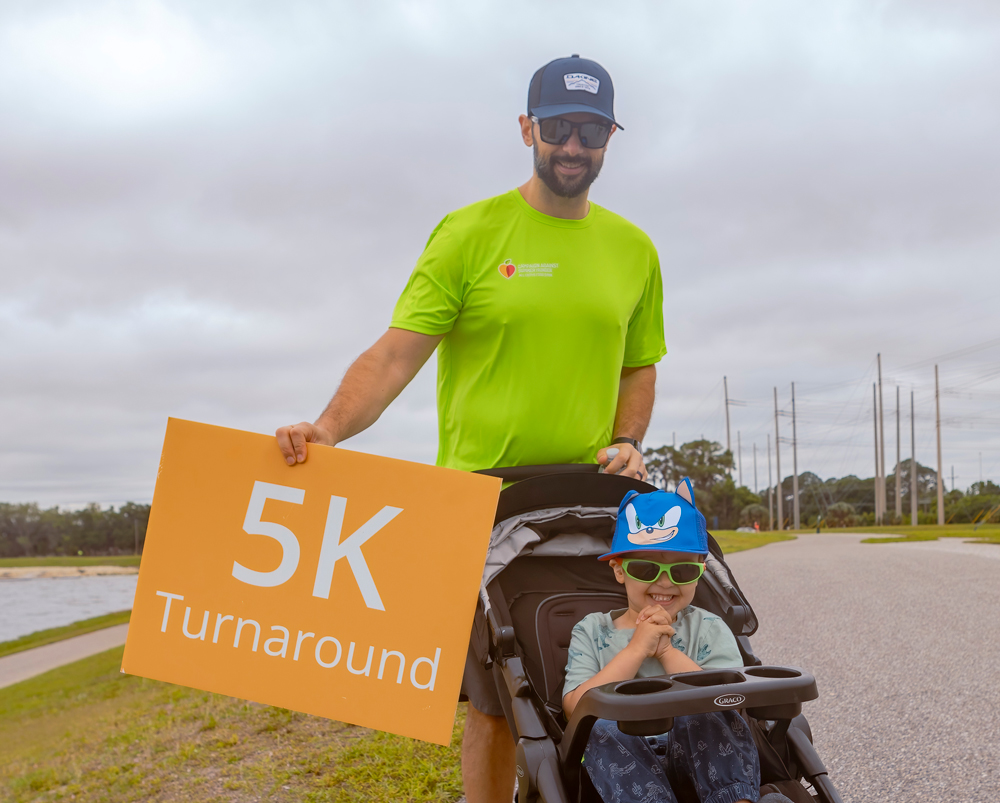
728,533,1000,803
0,623,129,689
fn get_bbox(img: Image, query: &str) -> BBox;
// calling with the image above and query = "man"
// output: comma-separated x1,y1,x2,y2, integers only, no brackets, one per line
276,55,665,803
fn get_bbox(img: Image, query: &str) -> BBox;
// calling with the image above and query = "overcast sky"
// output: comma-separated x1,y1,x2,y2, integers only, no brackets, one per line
2,0,999,507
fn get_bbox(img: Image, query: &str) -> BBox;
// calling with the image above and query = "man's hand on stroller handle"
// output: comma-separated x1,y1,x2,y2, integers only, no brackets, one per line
598,443,647,480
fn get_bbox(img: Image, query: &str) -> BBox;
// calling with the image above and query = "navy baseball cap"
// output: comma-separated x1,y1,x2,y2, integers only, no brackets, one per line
527,55,623,129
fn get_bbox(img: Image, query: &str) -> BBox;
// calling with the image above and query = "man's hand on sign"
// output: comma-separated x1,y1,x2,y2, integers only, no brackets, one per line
597,444,647,481
276,422,335,465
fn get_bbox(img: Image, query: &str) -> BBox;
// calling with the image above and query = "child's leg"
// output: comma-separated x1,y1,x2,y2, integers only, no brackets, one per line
584,719,679,803
663,712,760,803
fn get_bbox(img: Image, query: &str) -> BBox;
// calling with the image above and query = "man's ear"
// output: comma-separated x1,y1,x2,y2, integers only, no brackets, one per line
518,114,534,147
676,477,695,507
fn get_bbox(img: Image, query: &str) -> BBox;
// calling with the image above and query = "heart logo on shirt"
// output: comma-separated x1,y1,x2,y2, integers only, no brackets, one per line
498,260,516,279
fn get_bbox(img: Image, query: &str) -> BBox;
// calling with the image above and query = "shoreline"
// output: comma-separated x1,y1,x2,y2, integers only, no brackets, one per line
0,566,139,579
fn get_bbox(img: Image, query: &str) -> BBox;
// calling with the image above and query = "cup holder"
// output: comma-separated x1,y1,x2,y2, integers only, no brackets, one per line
674,670,746,687
745,666,802,679
614,678,673,695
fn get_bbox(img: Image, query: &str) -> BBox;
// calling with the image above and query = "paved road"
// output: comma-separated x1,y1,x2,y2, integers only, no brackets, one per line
728,534,1000,803
0,624,129,689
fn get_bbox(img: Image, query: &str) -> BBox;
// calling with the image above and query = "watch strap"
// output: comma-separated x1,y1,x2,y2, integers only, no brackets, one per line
612,437,642,451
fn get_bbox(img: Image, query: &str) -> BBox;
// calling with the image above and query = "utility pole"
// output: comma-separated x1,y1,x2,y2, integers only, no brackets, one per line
895,386,902,520
791,382,800,530
951,465,955,493
737,431,743,487
134,519,139,556
724,376,732,462
911,389,918,526
774,388,783,530
672,431,676,449
873,384,880,522
753,443,758,495
877,354,886,525
935,365,944,525
767,434,774,531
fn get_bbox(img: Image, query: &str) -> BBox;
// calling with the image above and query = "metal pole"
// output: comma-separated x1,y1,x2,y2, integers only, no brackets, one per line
724,376,731,463
935,365,944,525
873,384,879,521
951,465,955,493
737,431,743,488
791,382,800,530
753,443,758,495
911,389,918,526
877,354,886,525
774,388,783,530
767,434,774,531
672,431,676,449
895,385,902,520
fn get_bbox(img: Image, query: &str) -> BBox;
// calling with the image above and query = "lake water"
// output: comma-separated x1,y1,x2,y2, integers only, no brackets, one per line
0,575,138,642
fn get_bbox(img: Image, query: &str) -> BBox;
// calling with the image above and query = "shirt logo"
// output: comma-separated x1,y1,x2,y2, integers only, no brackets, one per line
563,73,600,94
498,259,516,279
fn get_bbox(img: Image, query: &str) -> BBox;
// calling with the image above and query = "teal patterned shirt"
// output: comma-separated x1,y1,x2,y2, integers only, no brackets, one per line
562,605,743,698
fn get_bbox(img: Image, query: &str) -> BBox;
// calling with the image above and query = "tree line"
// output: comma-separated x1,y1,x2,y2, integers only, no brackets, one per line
0,502,149,558
643,439,1000,530
3,440,997,555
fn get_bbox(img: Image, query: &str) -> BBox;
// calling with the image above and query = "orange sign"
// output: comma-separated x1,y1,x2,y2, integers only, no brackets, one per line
122,418,501,745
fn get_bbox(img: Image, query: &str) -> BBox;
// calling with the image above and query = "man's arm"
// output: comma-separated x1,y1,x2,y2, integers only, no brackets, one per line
276,328,443,465
597,364,656,479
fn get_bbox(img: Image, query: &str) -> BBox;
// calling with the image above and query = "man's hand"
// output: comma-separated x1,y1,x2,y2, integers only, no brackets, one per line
628,605,675,659
275,422,335,465
597,442,647,480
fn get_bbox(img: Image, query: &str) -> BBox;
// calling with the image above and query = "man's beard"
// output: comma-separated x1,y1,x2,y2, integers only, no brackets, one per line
533,142,603,198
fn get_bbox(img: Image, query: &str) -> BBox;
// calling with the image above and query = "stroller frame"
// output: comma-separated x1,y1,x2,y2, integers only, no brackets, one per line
472,465,845,803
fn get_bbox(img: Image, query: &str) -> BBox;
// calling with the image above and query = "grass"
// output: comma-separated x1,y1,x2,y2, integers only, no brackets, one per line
711,531,796,554
849,523,1000,545
0,647,466,802
0,555,141,568
0,610,132,659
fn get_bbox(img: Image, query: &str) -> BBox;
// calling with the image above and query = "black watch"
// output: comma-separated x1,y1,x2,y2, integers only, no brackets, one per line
612,437,642,452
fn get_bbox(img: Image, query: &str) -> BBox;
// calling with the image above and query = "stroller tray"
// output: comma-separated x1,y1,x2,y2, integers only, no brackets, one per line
561,665,818,764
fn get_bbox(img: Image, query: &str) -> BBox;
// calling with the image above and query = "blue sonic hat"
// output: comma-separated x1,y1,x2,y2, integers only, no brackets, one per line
599,477,708,561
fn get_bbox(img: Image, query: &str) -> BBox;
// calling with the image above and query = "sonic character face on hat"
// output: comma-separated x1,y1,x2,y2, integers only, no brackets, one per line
599,477,709,561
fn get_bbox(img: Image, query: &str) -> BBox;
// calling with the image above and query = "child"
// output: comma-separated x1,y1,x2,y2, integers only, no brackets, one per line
562,479,791,803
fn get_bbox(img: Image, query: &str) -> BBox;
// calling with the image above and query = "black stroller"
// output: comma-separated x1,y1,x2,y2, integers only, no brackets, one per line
469,465,844,803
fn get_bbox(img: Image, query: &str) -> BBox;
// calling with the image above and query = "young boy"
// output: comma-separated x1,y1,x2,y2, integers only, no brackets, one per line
562,480,791,803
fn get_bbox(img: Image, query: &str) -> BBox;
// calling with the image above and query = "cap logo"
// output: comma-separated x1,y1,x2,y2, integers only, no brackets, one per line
563,73,599,94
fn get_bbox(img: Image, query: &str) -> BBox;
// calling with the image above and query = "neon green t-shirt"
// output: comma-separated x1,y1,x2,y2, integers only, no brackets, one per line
391,189,666,471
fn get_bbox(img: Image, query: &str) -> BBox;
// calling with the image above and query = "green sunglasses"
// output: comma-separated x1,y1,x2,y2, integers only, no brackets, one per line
621,558,706,585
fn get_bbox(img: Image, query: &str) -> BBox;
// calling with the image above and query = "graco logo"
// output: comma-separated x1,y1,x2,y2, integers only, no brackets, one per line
714,694,746,707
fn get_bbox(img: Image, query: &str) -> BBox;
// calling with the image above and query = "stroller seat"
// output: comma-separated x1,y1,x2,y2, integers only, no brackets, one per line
472,465,844,803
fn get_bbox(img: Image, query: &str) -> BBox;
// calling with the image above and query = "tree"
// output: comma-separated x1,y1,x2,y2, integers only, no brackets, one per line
739,504,768,528
643,439,734,493
825,502,857,528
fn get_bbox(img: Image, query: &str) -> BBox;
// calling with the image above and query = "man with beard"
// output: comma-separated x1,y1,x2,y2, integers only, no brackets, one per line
276,55,665,803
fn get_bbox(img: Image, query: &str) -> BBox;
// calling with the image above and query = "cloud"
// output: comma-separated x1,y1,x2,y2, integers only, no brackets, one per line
2,0,999,505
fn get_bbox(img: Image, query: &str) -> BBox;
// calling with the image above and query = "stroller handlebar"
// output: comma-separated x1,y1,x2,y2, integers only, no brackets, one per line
474,464,601,482
559,666,819,773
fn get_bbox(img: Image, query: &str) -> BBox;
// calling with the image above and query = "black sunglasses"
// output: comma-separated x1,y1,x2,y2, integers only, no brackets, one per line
531,116,613,149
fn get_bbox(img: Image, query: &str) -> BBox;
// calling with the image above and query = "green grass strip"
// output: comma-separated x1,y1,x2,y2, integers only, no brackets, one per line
0,555,141,568
712,531,796,554
0,610,132,659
